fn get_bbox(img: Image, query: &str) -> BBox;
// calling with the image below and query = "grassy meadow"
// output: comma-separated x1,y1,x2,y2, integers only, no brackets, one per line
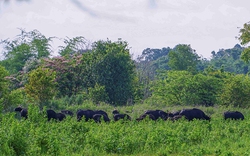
1,102,250,156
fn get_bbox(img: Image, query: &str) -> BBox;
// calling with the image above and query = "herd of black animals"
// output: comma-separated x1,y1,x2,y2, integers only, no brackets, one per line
14,107,245,123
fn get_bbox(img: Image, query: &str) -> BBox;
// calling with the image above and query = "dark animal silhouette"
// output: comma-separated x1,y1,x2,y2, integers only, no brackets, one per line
77,109,109,122
144,110,173,120
179,108,210,121
112,110,131,121
159,111,174,120
61,110,74,116
172,110,181,116
112,110,120,115
224,111,244,120
168,115,183,121
93,114,110,123
47,109,58,121
56,112,66,121
14,107,28,119
77,109,95,121
93,110,109,118
136,113,156,121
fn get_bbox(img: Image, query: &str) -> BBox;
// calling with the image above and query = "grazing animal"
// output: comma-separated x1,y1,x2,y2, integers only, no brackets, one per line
179,108,210,121
136,114,156,121
93,114,110,123
46,109,58,121
93,110,109,118
77,109,95,121
112,110,131,121
56,112,66,121
77,109,109,122
168,115,183,121
61,110,74,116
14,107,28,119
112,110,120,115
144,110,173,120
224,111,244,120
172,110,181,116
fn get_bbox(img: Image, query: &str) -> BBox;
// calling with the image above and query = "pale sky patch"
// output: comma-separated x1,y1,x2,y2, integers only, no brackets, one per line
0,0,250,59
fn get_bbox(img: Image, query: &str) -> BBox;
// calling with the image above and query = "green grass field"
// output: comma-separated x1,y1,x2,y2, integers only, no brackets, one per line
1,104,249,156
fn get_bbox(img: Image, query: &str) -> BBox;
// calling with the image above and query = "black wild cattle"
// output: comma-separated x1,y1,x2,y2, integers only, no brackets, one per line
112,110,120,115
77,109,95,121
93,110,109,118
77,109,109,122
179,108,210,121
224,111,244,120
47,109,58,121
93,114,110,123
172,110,181,116
61,110,74,116
14,107,28,119
144,110,173,120
159,111,174,120
57,112,66,121
114,114,131,121
168,115,183,121
112,110,131,121
136,113,156,121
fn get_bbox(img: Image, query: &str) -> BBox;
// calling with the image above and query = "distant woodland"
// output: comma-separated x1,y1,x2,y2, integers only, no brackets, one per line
0,21,250,111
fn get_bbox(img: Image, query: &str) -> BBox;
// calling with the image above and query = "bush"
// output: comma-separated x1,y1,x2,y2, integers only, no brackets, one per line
88,83,109,105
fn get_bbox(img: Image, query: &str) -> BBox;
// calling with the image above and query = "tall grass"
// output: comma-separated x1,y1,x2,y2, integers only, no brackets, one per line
1,104,250,156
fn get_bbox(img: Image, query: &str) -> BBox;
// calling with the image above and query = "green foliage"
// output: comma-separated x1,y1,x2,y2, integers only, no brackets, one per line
88,83,109,104
150,70,193,105
241,47,250,63
1,105,250,155
25,67,57,108
168,44,200,73
59,36,90,57
191,74,221,106
4,88,26,110
0,29,52,74
0,65,10,110
219,74,250,107
150,70,222,106
238,22,250,62
210,44,249,74
137,47,171,62
239,22,250,45
43,56,84,97
91,40,137,106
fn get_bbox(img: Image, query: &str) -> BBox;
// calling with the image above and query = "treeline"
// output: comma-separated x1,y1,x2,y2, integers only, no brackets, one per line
0,22,250,111
136,44,250,107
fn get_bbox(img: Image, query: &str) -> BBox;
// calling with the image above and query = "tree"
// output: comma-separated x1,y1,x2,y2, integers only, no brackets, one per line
58,36,91,57
238,22,250,62
42,53,96,97
150,70,222,106
0,29,52,74
168,44,200,73
88,83,109,104
0,65,10,110
43,56,76,97
25,67,57,108
150,70,193,105
219,74,250,107
190,74,221,106
209,45,248,74
91,40,137,105
137,47,171,62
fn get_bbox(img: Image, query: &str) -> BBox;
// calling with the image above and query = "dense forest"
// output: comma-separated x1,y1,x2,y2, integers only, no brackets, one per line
0,22,250,112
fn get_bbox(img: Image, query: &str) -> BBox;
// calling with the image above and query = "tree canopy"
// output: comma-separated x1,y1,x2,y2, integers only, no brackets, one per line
239,22,250,62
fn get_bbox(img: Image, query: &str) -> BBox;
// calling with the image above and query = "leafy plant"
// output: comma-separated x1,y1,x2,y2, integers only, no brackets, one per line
25,67,57,108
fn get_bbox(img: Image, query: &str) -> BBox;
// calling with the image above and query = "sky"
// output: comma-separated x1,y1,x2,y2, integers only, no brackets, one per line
0,0,250,59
